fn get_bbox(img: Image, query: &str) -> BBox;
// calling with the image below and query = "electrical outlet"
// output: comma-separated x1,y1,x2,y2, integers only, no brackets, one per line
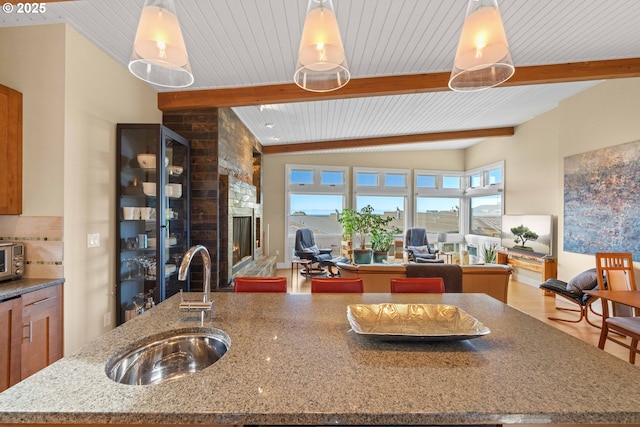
103,311,111,327
87,233,100,248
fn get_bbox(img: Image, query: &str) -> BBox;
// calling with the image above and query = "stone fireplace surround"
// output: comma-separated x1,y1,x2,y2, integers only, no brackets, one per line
163,108,276,291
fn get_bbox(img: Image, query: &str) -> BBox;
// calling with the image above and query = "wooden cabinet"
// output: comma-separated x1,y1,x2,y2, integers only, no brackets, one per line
497,250,557,281
116,124,190,325
0,298,22,392
0,84,23,214
0,284,63,392
20,285,63,380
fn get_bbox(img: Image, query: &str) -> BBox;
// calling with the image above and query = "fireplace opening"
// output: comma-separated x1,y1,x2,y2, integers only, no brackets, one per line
232,216,253,272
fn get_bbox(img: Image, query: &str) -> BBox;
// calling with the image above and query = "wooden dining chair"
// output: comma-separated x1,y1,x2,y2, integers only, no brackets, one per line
390,277,445,293
233,276,288,293
595,252,640,363
311,277,364,293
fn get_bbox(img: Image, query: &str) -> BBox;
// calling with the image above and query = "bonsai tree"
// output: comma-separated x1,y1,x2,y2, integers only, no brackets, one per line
510,224,539,251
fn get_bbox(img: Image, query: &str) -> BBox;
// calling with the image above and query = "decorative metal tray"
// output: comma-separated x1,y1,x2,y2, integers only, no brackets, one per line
346,303,490,341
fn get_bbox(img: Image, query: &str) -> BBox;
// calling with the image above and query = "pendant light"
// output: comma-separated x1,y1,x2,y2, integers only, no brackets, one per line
129,0,194,88
448,0,514,92
294,0,350,92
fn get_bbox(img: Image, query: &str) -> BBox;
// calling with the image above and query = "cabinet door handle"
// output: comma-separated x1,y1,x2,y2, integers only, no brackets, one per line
30,295,56,306
29,320,33,343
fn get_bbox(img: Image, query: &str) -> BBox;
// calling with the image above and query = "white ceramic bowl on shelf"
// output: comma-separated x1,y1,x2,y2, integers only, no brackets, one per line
142,182,156,196
137,154,169,169
169,165,183,176
137,154,156,169
167,183,182,198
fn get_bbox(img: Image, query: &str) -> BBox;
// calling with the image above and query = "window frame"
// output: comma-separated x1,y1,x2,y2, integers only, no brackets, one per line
285,165,349,262
464,161,505,238
414,170,465,241
354,167,410,195
287,164,348,193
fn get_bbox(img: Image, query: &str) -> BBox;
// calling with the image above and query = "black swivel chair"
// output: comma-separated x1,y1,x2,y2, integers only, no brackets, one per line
404,227,443,263
294,228,347,276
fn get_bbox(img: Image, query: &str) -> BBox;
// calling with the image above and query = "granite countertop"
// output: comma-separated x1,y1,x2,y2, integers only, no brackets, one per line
0,277,65,301
1,292,640,425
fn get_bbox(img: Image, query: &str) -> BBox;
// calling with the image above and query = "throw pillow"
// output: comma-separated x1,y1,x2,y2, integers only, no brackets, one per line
566,268,598,295
408,245,430,255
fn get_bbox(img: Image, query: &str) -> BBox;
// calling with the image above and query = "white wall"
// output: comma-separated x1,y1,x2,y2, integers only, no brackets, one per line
63,26,161,353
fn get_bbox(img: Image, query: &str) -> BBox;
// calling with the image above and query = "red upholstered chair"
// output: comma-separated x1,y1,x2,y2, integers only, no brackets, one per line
234,277,288,293
390,277,445,293
311,277,364,293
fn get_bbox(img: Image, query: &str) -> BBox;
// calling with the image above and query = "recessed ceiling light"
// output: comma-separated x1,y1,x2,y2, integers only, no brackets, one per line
265,123,274,128
270,137,280,141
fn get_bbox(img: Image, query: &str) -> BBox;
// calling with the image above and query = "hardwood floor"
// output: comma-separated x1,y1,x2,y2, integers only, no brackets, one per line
279,268,634,363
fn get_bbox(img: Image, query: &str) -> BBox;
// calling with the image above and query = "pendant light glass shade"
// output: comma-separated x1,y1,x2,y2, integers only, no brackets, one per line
448,0,514,92
294,0,350,92
129,0,194,88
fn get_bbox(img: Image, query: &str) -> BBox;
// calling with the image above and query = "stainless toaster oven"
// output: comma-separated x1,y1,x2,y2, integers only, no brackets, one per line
0,242,24,282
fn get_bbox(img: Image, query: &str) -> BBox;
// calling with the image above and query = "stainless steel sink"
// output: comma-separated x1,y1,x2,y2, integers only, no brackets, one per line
106,328,230,385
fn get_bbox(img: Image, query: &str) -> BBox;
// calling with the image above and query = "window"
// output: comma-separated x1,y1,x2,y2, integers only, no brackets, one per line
469,173,482,188
415,197,460,234
289,194,344,236
286,165,349,238
487,168,502,185
284,162,505,259
355,168,409,192
289,169,313,185
442,176,461,189
354,195,404,247
321,171,344,186
469,195,502,237
414,170,464,239
385,173,405,187
354,168,410,243
416,174,437,189
356,172,378,186
465,161,504,237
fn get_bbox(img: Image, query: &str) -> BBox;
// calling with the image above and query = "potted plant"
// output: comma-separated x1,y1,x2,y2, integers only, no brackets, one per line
337,208,357,262
481,242,498,264
338,205,385,264
370,223,401,263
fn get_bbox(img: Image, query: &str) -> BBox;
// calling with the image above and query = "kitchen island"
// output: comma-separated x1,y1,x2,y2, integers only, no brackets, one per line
1,291,640,426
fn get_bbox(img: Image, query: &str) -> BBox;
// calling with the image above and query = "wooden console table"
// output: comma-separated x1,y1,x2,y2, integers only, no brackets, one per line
497,250,557,282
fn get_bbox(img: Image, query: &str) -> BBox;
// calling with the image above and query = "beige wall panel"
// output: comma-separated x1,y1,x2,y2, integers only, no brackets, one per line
63,25,161,354
555,77,640,280
0,25,65,215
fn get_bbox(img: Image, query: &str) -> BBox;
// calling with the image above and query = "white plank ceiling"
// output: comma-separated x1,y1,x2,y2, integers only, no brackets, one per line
1,0,639,152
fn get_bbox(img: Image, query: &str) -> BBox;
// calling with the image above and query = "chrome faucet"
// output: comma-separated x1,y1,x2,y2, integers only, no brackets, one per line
178,245,214,319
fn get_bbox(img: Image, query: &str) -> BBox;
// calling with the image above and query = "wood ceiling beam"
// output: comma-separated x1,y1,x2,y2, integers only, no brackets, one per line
261,127,515,155
158,58,640,111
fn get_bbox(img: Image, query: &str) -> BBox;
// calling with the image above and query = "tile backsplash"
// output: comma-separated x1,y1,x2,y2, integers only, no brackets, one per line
0,216,63,278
